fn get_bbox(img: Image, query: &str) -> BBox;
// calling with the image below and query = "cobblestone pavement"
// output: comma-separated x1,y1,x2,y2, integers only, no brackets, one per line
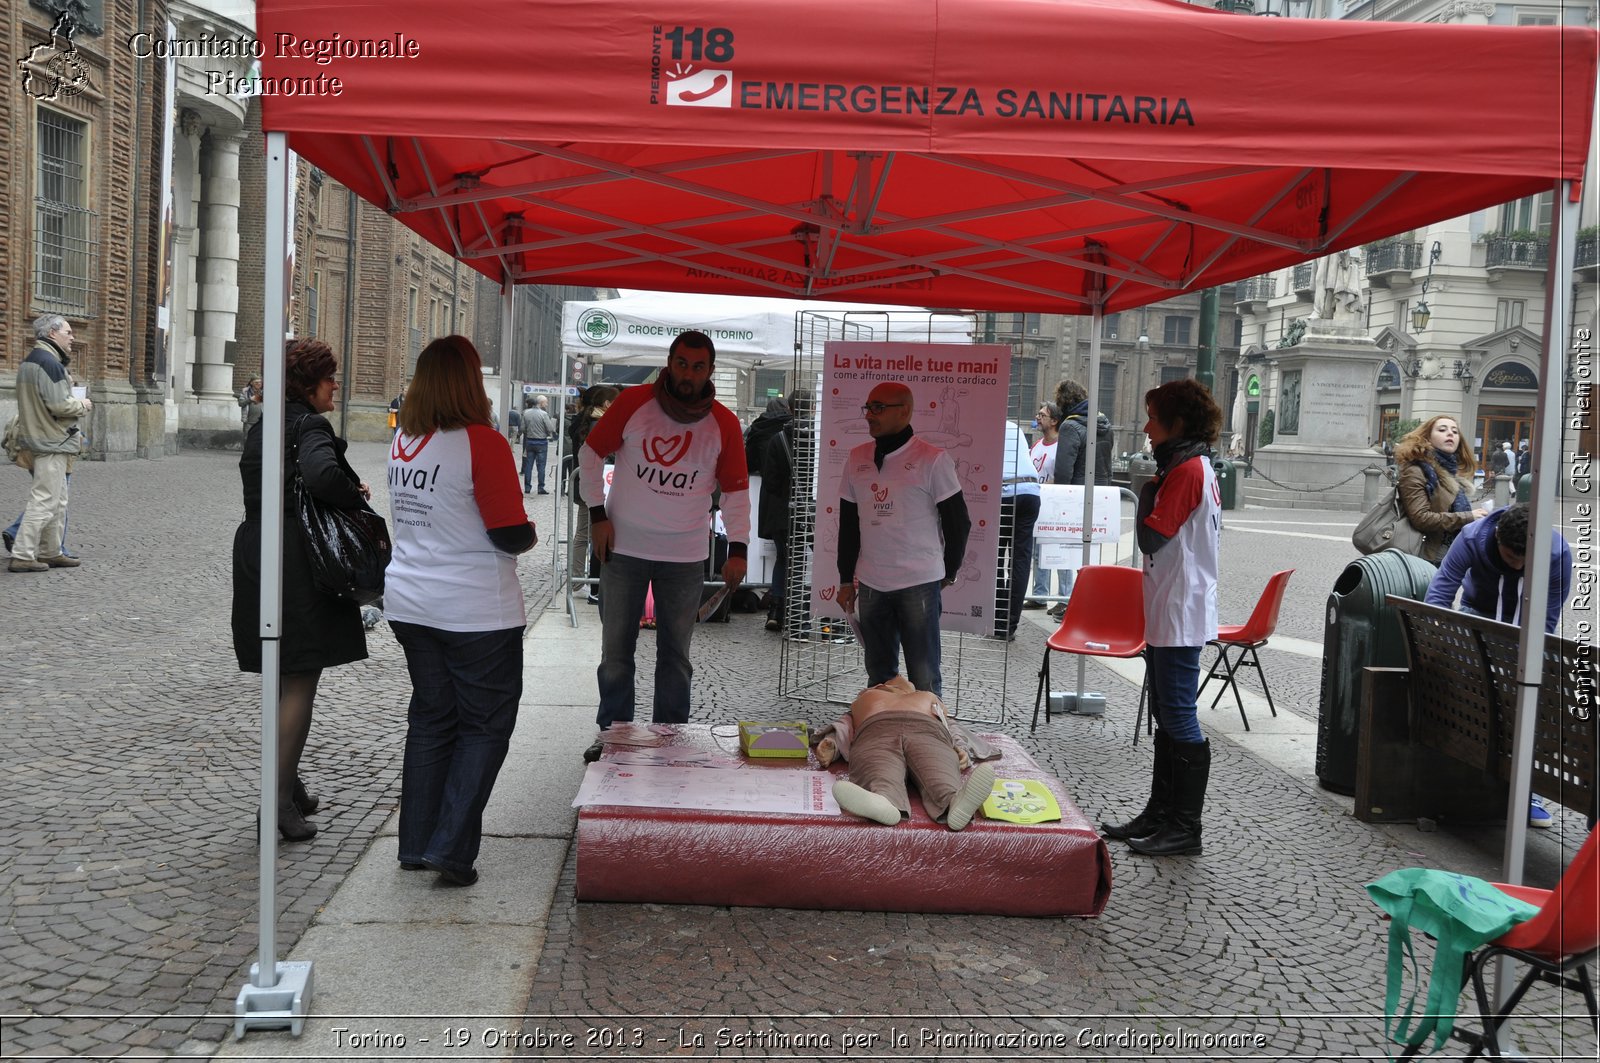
0,443,561,1058
2,452,1593,1060
513,514,1596,1060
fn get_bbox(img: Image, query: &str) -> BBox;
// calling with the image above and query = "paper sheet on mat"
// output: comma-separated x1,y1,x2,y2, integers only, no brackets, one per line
574,762,840,815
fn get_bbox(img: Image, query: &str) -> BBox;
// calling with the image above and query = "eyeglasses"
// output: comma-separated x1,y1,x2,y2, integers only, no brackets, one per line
861,402,907,415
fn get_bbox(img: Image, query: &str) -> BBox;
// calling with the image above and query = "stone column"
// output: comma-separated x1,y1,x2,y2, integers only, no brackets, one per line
194,130,242,400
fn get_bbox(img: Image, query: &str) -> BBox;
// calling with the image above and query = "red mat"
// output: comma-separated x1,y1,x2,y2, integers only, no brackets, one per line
576,725,1111,917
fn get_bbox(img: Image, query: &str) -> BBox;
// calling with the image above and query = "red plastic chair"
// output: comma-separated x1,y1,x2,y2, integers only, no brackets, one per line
1197,569,1293,731
1401,829,1599,1059
1030,566,1146,732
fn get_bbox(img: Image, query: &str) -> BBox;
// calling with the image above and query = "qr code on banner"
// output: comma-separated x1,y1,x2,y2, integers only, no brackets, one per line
970,605,985,618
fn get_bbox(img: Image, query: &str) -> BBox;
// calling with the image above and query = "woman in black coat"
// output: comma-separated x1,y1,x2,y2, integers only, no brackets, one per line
232,338,371,841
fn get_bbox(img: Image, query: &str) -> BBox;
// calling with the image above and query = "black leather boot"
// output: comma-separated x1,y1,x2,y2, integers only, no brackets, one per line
292,775,320,816
276,799,318,842
1126,739,1209,856
1101,728,1172,839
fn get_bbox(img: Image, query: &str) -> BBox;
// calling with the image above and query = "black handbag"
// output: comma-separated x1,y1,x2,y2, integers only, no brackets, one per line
289,417,392,605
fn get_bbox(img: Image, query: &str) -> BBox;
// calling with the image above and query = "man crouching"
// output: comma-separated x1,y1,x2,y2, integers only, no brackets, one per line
815,676,997,831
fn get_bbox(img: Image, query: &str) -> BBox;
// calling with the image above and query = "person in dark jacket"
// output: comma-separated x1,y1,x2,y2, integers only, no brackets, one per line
1424,502,1573,828
1053,379,1113,487
758,392,804,631
744,396,791,479
232,338,371,842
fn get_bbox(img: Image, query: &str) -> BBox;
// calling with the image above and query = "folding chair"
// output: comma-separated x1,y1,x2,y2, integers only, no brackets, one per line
1030,565,1146,732
1197,569,1293,731
1401,829,1599,1060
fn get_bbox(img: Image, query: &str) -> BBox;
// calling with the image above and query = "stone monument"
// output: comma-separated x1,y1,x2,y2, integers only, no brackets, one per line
1252,249,1389,507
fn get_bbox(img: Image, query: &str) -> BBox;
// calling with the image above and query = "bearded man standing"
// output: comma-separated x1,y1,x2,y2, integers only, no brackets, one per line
578,331,749,760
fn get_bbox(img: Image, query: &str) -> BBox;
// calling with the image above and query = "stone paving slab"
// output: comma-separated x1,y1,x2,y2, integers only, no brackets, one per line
2,450,1593,1060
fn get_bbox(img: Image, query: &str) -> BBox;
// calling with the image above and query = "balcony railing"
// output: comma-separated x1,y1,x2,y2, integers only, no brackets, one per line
1291,263,1314,297
1233,276,1276,305
1484,236,1549,271
1365,241,1423,276
1573,237,1597,277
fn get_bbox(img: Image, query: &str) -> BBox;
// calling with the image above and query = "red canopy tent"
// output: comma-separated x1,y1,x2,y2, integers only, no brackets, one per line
254,0,1595,311
237,0,1596,1036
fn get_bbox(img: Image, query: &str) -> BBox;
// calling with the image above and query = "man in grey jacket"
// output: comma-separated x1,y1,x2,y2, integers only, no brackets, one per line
9,315,91,572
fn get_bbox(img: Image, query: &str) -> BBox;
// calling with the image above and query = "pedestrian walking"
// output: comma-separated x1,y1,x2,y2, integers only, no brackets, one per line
567,385,619,603
521,395,556,494
758,392,802,632
386,336,536,887
1028,402,1066,607
1395,416,1487,564
997,416,1040,640
6,315,90,573
231,338,372,842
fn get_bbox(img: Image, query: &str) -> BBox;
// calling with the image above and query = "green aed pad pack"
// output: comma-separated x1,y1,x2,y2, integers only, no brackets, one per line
738,721,810,758
981,778,1063,824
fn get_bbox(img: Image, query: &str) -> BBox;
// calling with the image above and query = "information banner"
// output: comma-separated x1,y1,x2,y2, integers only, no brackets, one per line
810,342,1010,637
1034,485,1123,542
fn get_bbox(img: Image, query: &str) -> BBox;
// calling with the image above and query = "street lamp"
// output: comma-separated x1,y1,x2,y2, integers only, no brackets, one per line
1409,241,1443,332
1454,360,1475,391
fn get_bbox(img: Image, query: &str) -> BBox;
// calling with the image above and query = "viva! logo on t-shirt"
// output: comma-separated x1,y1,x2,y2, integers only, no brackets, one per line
635,430,701,491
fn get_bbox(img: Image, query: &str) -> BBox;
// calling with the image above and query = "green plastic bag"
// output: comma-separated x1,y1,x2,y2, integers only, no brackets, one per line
1365,868,1539,1056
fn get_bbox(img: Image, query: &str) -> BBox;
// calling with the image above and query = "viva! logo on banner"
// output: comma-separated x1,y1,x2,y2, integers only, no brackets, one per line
812,341,1011,638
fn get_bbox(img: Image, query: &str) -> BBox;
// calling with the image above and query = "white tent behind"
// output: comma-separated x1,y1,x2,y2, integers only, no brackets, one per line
561,290,972,369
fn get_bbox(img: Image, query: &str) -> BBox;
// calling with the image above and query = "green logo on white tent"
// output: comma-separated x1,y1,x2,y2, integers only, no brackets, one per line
578,308,618,348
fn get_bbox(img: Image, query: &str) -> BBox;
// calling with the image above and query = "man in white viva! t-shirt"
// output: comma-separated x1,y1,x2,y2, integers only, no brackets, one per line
578,331,750,761
835,382,972,697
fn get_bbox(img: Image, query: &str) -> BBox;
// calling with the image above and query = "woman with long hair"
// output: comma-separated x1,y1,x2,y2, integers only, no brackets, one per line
1028,401,1067,607
1393,415,1486,564
385,336,536,887
1102,380,1223,858
232,338,371,842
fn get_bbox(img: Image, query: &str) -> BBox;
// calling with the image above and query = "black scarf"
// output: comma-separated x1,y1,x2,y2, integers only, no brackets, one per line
873,424,914,470
653,370,715,424
1153,436,1209,477
1431,448,1472,513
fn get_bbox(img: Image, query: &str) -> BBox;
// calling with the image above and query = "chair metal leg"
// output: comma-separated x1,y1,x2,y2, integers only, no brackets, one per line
1031,651,1052,731
1212,643,1250,730
1248,644,1279,718
1198,644,1227,702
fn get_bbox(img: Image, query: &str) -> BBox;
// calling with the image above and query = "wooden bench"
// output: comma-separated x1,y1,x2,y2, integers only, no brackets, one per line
1355,597,1598,825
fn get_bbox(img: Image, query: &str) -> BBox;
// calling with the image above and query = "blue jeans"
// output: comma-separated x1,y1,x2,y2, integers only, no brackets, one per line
857,580,943,696
596,552,704,729
391,621,524,873
1147,645,1204,743
522,439,549,491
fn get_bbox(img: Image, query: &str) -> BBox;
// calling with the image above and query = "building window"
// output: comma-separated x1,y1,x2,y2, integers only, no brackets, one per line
1516,12,1556,25
1102,312,1120,340
1098,363,1117,420
1495,299,1525,332
1279,370,1302,435
1159,365,1189,385
33,106,96,315
1498,193,1551,236
1163,316,1192,346
1395,300,1409,331
306,275,319,336
1008,355,1039,419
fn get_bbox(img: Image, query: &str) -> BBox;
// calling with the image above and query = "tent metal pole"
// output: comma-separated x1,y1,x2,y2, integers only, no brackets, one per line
1066,297,1105,713
1501,180,1580,891
234,130,313,1039
499,278,516,444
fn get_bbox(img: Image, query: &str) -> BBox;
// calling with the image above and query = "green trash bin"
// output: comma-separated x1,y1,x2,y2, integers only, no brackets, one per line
1212,458,1239,510
1128,453,1157,500
1315,550,1437,795
1516,473,1532,504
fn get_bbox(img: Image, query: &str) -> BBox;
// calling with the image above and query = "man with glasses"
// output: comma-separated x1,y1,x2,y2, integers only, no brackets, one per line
835,382,971,696
7,315,90,572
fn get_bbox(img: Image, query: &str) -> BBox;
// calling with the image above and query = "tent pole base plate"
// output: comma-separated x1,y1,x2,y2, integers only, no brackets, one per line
234,960,314,1040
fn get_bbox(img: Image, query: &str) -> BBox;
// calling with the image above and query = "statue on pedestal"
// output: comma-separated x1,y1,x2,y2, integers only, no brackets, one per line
1312,249,1363,324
